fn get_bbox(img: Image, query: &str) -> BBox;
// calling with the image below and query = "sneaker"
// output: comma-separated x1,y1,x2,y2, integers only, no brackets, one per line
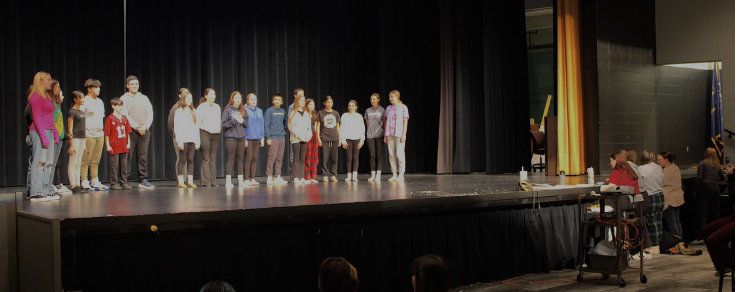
690,239,705,245
82,179,91,189
48,194,61,201
631,252,652,262
55,184,73,195
71,187,82,194
331,176,338,182
293,178,302,184
90,179,105,189
323,176,329,182
352,177,358,182
310,179,319,183
111,184,123,190
267,176,274,186
56,184,73,194
250,179,259,185
139,179,155,189
122,183,132,190
388,176,397,182
300,178,308,184
178,182,188,188
225,182,235,188
275,177,288,185
30,194,52,202
187,183,198,188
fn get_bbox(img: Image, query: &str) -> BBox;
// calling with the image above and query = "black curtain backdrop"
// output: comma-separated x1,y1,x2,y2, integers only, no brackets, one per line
1,0,442,186
451,1,531,174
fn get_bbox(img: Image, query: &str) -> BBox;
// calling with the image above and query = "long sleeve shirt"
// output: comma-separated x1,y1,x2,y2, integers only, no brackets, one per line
264,107,287,140
29,93,59,147
167,102,179,137
221,106,247,140
638,162,663,196
288,110,313,143
697,160,725,183
80,96,106,138
662,164,685,209
196,102,222,134
174,107,200,148
244,106,265,140
340,112,366,144
120,92,154,130
608,168,641,195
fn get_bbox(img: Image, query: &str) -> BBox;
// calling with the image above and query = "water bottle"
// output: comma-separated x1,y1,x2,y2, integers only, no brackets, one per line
587,167,594,185
559,170,566,185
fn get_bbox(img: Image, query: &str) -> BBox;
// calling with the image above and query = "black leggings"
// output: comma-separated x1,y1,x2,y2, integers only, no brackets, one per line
367,137,383,171
322,141,339,176
291,142,307,179
345,139,360,172
225,139,245,176
178,143,195,176
244,139,260,179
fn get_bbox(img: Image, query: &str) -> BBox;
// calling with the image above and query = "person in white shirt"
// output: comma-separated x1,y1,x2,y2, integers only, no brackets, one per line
287,95,312,184
640,150,665,255
174,92,200,188
80,79,106,190
340,100,365,182
120,75,156,189
196,88,221,187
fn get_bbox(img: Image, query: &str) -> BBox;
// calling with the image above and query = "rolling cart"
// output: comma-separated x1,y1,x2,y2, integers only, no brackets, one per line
576,186,647,288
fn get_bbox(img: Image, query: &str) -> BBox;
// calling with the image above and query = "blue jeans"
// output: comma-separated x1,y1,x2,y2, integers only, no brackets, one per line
26,135,33,195
663,206,683,238
29,130,56,196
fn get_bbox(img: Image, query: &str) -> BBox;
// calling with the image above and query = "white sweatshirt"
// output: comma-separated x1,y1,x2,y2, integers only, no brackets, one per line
174,107,201,148
340,112,365,144
288,110,313,144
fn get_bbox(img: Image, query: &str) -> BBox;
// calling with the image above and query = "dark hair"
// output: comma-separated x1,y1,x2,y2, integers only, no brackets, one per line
319,257,358,292
626,150,638,164
411,255,450,292
324,95,333,103
201,88,214,104
71,91,84,104
294,87,304,96
126,75,138,84
84,78,101,89
273,93,283,102
659,151,676,163
110,97,123,106
200,280,236,292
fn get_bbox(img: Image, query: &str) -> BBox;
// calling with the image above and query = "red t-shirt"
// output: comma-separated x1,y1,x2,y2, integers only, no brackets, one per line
608,168,641,195
104,114,132,154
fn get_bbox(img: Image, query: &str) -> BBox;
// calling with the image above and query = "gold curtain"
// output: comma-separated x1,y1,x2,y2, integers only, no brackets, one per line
556,0,586,175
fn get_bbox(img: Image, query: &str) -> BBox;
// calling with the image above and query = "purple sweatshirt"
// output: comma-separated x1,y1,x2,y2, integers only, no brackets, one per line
29,93,59,147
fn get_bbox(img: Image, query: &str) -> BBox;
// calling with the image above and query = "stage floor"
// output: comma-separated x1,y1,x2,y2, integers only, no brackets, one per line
12,173,604,232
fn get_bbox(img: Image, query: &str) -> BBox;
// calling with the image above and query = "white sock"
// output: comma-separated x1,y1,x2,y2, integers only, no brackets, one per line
178,175,184,184
226,175,232,184
352,171,358,179
238,175,244,185
187,175,194,184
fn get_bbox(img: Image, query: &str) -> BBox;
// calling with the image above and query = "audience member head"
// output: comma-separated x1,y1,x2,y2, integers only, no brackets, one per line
640,150,656,165
703,147,721,168
658,151,676,168
609,150,637,180
626,150,638,164
411,255,450,292
318,257,359,292
200,280,236,292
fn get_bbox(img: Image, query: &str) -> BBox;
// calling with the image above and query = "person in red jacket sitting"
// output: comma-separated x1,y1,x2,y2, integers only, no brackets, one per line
605,150,640,195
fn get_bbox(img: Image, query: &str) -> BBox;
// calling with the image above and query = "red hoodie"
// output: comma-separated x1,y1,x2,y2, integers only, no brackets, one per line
608,168,640,195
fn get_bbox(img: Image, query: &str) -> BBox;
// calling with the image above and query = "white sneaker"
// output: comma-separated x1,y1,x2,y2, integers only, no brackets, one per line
275,177,288,185
368,175,376,181
30,194,53,202
300,178,308,184
310,179,319,183
55,184,73,195
48,194,61,201
82,179,91,189
388,175,397,182
345,175,352,182
323,176,329,182
267,176,274,185
396,175,405,182
250,179,259,185
90,179,104,189
293,178,302,184
225,182,235,188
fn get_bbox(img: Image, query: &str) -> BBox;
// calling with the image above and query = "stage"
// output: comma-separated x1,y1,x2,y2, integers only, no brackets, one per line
6,173,604,291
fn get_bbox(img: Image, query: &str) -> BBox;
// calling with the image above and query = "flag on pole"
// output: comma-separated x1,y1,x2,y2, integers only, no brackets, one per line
710,62,724,157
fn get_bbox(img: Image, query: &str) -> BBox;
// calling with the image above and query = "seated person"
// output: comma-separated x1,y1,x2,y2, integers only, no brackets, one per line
411,255,450,292
319,257,359,292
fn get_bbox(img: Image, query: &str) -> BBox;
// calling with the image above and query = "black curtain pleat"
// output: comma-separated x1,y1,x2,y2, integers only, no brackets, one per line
451,0,530,174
